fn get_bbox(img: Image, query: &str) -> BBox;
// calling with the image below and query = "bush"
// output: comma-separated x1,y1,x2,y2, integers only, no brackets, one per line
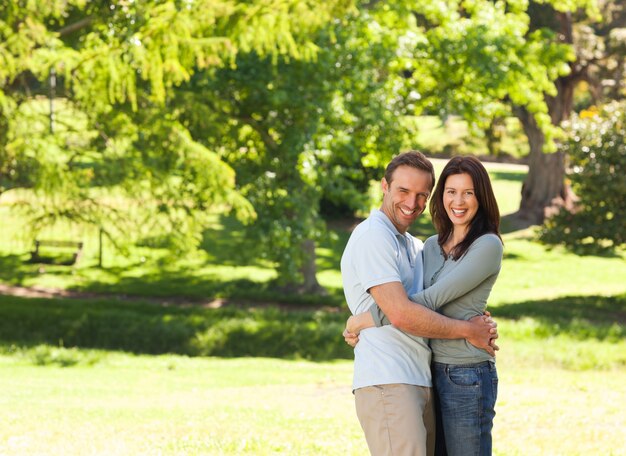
541,102,626,252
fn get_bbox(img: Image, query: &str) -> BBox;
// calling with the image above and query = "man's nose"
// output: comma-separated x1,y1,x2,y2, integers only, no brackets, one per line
407,195,420,209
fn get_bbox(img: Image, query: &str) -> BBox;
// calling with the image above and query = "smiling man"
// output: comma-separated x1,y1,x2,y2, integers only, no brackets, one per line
341,151,497,456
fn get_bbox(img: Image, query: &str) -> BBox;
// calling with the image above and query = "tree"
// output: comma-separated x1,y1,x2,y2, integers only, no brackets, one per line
0,0,353,251
540,101,626,250
187,7,413,291
394,0,622,226
513,0,612,225
460,0,624,225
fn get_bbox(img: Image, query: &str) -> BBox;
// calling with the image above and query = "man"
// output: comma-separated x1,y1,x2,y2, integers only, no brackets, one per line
341,151,497,456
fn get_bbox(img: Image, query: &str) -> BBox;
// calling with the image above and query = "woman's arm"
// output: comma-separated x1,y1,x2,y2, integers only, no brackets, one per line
344,281,498,354
370,235,503,326
411,235,502,310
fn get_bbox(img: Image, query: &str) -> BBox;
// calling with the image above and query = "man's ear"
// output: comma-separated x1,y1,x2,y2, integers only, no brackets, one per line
381,177,389,194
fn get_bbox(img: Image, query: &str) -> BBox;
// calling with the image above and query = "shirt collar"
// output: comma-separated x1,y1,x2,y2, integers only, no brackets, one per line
371,209,416,267
371,209,407,239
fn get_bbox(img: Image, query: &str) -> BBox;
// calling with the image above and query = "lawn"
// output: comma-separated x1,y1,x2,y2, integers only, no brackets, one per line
0,352,624,455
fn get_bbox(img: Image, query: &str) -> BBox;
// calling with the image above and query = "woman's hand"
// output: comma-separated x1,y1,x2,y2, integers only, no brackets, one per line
343,315,360,348
343,327,359,348
343,312,377,348
347,312,375,334
346,315,360,335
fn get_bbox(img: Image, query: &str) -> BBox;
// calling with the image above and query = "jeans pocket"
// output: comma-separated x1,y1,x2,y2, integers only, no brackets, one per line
492,375,499,401
447,366,481,388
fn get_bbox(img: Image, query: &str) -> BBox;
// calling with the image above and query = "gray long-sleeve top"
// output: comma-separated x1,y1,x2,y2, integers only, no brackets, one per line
370,233,503,364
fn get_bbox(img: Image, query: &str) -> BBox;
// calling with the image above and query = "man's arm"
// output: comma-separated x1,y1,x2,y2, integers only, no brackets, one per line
370,281,497,355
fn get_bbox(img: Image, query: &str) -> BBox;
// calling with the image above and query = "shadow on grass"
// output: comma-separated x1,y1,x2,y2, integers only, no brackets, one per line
0,211,350,305
0,295,354,361
495,294,626,341
0,293,623,363
74,271,345,308
0,254,43,285
200,215,268,267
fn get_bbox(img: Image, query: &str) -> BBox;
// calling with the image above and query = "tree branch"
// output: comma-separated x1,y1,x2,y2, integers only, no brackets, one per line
57,17,94,37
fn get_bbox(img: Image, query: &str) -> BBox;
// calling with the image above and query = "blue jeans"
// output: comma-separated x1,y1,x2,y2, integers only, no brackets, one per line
433,361,498,456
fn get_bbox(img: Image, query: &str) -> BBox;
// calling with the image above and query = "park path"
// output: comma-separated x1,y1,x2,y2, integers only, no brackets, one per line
0,283,339,311
0,283,225,308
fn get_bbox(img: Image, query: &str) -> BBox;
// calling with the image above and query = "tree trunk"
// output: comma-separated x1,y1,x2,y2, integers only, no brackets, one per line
512,10,582,226
300,239,327,295
513,107,577,225
514,65,579,226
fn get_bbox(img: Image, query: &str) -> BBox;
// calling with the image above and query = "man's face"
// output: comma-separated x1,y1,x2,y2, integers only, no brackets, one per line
381,165,432,234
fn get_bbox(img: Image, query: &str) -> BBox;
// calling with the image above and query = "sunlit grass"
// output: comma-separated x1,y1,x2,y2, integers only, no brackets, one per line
407,115,529,159
493,233,626,305
0,352,623,455
0,354,367,455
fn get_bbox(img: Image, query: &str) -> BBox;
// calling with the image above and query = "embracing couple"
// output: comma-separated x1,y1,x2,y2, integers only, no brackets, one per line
341,151,502,456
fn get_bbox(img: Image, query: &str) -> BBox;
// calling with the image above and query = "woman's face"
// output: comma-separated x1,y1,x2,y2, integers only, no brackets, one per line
442,172,479,232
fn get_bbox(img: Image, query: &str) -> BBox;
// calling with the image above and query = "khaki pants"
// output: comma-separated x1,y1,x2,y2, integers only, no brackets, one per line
355,384,435,456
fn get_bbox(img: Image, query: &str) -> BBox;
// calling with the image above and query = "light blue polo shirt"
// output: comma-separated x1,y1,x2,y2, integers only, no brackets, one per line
341,209,432,390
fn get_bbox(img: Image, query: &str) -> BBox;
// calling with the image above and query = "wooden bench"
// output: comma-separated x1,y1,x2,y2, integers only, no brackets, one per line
30,240,84,266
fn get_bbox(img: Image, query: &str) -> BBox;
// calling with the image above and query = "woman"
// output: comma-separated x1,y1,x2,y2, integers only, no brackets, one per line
346,155,503,456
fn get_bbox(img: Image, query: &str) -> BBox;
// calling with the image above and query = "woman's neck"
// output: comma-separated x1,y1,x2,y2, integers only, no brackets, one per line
443,227,468,254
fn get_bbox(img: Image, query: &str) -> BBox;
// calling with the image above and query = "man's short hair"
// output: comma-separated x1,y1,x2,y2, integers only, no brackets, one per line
384,150,435,191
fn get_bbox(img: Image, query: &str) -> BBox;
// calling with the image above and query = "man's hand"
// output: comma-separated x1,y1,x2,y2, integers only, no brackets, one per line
483,310,500,351
467,314,499,356
343,328,359,348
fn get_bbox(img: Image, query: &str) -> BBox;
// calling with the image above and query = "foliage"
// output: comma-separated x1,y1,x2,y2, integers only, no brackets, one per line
0,0,353,255
188,8,412,287
540,102,626,251
399,0,582,150
1,0,623,290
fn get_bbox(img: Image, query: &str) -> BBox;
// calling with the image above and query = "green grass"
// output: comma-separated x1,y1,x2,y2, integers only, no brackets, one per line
0,353,623,455
0,354,364,455
492,232,626,304
0,295,354,360
0,290,623,366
